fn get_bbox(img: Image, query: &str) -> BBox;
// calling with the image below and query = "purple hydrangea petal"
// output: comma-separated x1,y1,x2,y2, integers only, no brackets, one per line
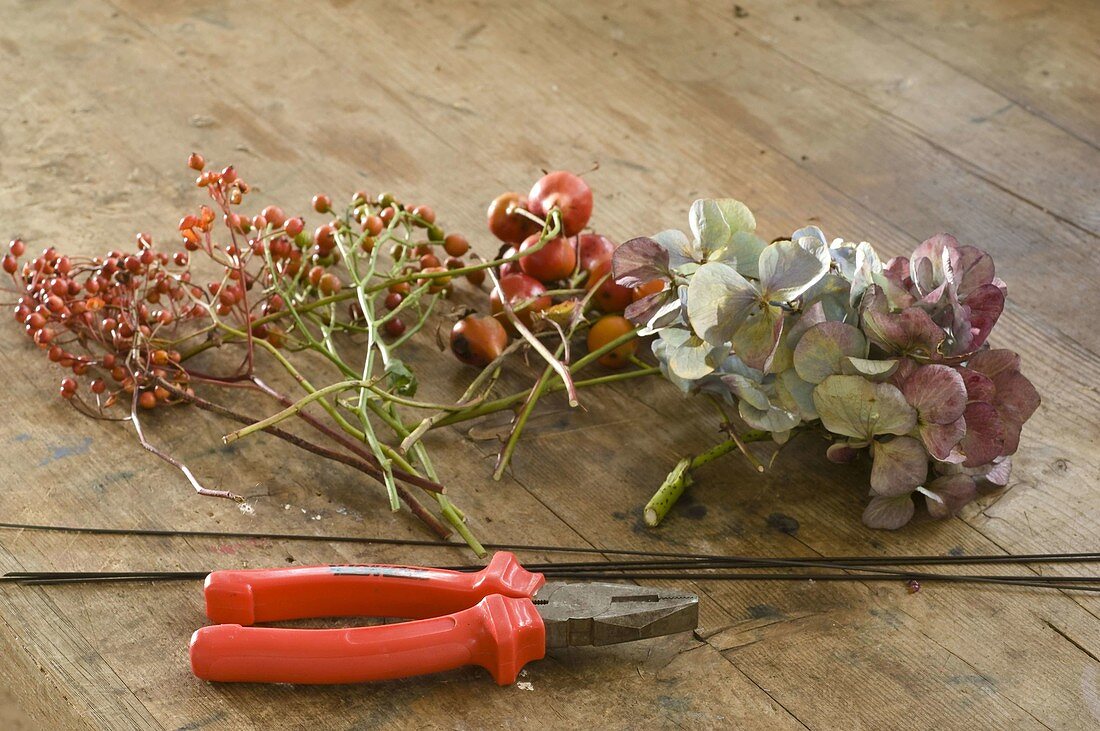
861,290,946,359
880,256,916,308
953,245,996,297
901,364,967,424
923,474,978,519
613,236,670,288
871,436,929,496
958,402,1006,467
910,233,959,295
955,366,996,403
960,283,1005,352
983,457,1013,487
826,442,861,464
966,349,1021,379
920,418,967,461
624,290,666,326
863,494,916,530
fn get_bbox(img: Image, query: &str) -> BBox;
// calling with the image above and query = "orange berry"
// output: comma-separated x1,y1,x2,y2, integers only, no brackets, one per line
587,315,637,369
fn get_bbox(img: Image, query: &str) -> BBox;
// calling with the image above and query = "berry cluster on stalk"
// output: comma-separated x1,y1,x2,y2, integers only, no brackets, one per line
5,156,661,554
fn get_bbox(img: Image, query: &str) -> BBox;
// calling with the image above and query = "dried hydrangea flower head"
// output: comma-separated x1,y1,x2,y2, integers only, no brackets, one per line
615,199,1039,529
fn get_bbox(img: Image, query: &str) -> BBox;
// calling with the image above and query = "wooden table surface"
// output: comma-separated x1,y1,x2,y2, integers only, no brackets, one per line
1,1,1098,729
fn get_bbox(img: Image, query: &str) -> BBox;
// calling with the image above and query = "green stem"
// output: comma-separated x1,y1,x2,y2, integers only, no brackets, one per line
375,401,486,558
492,350,561,481
430,366,660,428
223,379,371,444
644,430,770,527
400,344,513,453
643,458,694,528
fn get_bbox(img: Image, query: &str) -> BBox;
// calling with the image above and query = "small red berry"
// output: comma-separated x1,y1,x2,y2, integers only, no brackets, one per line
318,273,342,295
384,292,403,310
363,215,384,237
312,194,332,214
261,206,286,228
411,205,436,226
384,317,406,337
443,233,470,257
9,238,25,257
187,152,205,171
284,217,304,237
139,391,157,409
314,224,336,252
465,267,486,287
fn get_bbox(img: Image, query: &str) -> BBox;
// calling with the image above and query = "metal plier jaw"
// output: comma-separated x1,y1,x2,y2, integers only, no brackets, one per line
189,552,698,686
535,581,699,649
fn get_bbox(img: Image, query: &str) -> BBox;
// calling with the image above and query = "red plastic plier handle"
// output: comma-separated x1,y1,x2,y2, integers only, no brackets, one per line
188,552,547,685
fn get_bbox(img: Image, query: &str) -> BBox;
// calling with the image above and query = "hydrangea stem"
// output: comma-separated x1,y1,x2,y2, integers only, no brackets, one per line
644,430,770,527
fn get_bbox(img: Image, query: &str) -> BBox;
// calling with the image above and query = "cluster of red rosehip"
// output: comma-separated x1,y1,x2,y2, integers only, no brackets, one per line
449,170,662,370
4,152,485,413
3,155,666,546
6,232,199,411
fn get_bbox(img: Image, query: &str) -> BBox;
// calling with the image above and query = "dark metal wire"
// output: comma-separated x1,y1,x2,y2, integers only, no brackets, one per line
537,573,1100,591
3,521,1098,568
4,569,1097,592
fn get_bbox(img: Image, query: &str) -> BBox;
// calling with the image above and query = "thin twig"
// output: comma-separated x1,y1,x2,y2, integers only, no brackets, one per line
399,340,518,453
481,212,579,407
157,380,450,538
247,376,443,494
223,379,372,444
128,390,242,502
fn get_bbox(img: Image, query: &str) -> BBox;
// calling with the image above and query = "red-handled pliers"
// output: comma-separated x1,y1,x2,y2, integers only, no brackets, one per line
189,551,698,685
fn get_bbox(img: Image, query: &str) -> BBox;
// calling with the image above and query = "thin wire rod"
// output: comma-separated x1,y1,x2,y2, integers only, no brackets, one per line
464,556,1100,573
12,574,210,585
2,521,1098,567
8,565,1099,583
502,559,1100,581
5,569,1098,591
539,573,1100,591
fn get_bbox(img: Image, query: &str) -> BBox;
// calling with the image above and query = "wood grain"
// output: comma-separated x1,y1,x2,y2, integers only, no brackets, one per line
0,1,1098,729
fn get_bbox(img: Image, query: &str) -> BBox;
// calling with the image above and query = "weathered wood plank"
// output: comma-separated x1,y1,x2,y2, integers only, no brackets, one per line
553,1,1100,353
0,0,1097,729
721,0,1100,235
0,545,161,730
0,3,775,728
541,0,1100,570
842,0,1100,149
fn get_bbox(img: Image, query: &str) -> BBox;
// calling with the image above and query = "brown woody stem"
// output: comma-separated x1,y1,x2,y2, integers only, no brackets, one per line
158,380,451,539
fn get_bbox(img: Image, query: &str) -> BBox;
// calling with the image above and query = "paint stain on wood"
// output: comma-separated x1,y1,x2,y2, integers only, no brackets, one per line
766,512,799,535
